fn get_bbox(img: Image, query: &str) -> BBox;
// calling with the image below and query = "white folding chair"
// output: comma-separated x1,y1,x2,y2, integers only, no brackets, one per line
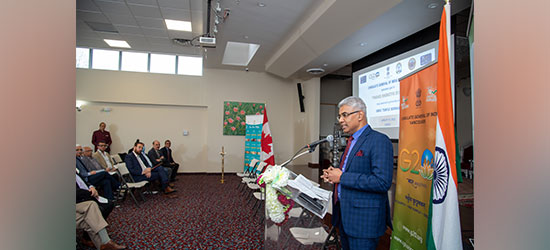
115,163,148,207
111,154,123,164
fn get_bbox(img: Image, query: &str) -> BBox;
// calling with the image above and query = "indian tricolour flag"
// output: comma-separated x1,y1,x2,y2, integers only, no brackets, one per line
427,1,463,250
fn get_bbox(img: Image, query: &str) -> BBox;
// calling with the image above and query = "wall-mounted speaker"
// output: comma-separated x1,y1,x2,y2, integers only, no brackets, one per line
297,83,305,112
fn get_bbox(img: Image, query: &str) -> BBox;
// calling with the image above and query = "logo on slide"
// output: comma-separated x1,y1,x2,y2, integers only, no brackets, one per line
408,58,416,70
360,75,367,84
396,62,402,74
420,53,432,66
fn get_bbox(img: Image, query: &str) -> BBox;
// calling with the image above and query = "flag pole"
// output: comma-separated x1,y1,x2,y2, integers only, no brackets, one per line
220,146,226,184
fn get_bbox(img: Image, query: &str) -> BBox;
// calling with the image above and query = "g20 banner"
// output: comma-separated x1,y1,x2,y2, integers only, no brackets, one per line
390,63,438,250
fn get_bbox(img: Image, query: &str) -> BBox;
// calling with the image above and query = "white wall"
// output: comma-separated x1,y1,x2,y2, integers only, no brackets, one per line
77,68,320,173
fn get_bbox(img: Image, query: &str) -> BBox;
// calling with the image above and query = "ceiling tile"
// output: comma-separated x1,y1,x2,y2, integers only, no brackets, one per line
114,25,143,35
77,0,100,12
76,29,100,40
129,4,162,18
77,10,109,23
97,32,124,40
189,0,203,11
77,38,106,48
104,13,138,26
160,7,192,21
167,30,194,39
95,0,132,15
126,0,158,6
135,17,166,29
158,0,190,9
142,27,169,37
149,37,172,45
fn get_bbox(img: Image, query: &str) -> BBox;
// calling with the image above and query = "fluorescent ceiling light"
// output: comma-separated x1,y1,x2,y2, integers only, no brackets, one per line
165,19,192,32
222,41,260,66
104,39,131,48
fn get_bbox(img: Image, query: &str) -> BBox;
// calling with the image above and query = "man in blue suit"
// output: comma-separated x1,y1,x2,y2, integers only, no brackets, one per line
322,96,394,250
125,141,176,195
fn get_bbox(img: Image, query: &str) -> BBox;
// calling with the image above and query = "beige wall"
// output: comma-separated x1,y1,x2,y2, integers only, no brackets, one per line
76,68,320,173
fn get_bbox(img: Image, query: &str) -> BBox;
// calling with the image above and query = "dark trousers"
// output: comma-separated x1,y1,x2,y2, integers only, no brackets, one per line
133,167,170,189
333,202,380,250
87,171,120,200
164,163,179,181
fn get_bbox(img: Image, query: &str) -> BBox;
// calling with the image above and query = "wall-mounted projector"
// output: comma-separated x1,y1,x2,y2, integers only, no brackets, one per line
199,37,216,48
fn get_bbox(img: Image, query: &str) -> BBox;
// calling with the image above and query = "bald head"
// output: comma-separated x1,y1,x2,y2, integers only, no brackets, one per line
152,140,160,150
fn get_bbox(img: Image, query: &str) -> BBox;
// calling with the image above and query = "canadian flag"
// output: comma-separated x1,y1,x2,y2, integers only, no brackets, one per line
260,106,275,169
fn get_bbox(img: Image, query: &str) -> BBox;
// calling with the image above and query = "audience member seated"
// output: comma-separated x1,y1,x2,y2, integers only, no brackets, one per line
76,145,120,201
93,141,117,172
148,140,178,182
141,142,172,185
76,201,126,250
125,141,176,195
160,139,180,181
76,173,114,219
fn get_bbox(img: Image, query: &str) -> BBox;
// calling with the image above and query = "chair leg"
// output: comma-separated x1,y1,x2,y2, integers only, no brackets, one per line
128,189,140,208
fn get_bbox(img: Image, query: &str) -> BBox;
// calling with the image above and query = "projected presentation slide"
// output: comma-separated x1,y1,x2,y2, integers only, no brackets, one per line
357,48,435,128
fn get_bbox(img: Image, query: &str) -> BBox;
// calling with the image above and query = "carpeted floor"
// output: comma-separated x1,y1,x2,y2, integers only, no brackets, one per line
78,174,264,249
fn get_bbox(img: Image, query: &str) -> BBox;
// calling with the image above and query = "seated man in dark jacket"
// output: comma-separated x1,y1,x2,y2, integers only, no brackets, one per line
160,139,180,181
76,173,114,219
125,141,176,195
148,140,178,182
76,145,120,201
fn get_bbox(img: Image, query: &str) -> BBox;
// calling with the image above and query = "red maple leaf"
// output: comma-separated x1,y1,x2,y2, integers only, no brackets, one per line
262,132,273,154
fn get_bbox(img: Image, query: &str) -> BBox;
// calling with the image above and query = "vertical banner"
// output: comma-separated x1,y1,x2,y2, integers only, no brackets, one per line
244,115,263,173
390,64,438,250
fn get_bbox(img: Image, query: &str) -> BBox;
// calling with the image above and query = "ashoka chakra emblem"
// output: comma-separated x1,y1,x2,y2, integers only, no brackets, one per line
433,146,449,204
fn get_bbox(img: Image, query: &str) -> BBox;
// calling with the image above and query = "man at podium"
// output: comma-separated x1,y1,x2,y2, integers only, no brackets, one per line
322,96,393,250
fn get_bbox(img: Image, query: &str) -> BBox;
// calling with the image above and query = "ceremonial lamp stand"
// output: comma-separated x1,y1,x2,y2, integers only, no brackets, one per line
220,146,226,184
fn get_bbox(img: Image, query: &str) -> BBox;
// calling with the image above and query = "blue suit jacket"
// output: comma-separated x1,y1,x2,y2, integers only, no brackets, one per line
338,125,394,238
124,152,151,177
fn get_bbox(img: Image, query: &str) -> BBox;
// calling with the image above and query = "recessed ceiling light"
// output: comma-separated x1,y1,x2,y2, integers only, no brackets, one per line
257,2,266,7
244,35,249,39
165,19,192,32
427,3,438,9
323,63,328,67
306,68,325,75
360,42,367,47
104,39,130,48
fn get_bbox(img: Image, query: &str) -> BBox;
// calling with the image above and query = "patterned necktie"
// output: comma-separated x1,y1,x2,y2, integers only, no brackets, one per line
334,136,354,203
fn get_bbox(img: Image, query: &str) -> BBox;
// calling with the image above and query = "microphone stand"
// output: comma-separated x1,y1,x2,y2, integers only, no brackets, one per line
280,144,318,168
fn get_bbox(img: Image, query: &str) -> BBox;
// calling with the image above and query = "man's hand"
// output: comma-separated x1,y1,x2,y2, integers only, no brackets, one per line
90,171,97,175
89,187,98,198
142,167,152,177
322,167,342,184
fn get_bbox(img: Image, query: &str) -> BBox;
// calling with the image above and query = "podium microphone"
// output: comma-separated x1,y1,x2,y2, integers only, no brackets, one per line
306,135,333,152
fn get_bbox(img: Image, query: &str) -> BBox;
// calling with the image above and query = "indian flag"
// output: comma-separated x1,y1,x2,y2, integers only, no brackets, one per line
427,2,463,250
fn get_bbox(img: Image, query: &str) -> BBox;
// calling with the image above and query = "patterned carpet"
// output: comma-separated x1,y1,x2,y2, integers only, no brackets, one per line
77,174,264,249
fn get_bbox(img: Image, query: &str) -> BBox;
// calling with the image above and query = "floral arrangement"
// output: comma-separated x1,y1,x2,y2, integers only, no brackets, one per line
257,165,294,225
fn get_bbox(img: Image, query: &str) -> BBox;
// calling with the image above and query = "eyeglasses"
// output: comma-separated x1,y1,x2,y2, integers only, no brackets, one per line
98,144,106,147
76,149,83,151
337,110,360,120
